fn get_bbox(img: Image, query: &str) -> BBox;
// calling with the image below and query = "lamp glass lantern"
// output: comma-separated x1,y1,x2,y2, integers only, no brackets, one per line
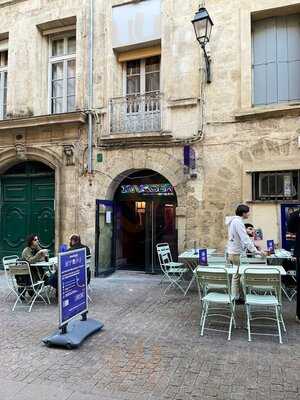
192,7,213,47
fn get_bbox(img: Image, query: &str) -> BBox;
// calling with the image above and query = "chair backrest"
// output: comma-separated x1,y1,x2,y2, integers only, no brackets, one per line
195,267,231,299
156,243,172,268
86,255,91,267
240,257,266,265
208,256,226,265
2,255,19,271
243,268,282,302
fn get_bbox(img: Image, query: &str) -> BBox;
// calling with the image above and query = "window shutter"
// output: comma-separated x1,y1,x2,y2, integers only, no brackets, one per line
252,18,277,105
277,16,289,102
286,15,300,102
253,14,300,106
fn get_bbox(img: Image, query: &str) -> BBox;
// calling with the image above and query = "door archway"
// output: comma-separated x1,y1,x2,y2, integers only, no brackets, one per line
114,169,177,272
0,161,55,260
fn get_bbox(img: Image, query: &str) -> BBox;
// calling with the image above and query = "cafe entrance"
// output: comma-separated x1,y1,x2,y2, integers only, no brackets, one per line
95,169,178,275
114,169,177,272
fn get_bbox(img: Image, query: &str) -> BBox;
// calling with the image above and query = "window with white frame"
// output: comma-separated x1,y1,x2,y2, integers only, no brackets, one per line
125,55,160,113
0,50,8,119
125,56,160,96
49,35,76,114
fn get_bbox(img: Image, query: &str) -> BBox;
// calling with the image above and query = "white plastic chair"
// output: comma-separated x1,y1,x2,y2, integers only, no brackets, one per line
242,268,286,344
2,255,19,300
156,243,188,295
195,267,236,341
8,261,50,312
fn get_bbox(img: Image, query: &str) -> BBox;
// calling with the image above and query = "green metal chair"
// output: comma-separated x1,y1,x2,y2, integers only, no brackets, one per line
242,268,286,344
2,255,19,300
8,261,50,312
156,243,188,295
195,267,236,341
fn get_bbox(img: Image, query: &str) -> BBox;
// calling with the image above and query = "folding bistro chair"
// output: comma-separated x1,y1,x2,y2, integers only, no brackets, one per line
8,261,50,312
86,255,93,302
2,255,19,300
156,243,188,295
195,267,236,340
242,268,286,344
282,269,297,302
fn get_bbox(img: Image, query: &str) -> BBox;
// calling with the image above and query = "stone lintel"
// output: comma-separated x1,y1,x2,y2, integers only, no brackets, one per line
99,131,173,145
247,200,300,205
0,112,87,131
235,103,300,121
168,98,198,109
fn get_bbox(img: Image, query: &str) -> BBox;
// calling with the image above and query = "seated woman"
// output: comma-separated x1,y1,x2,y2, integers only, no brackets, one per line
17,234,48,297
22,234,48,264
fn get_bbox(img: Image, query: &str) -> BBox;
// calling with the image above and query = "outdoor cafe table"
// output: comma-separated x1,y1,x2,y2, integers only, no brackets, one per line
195,264,286,276
31,258,57,280
178,249,218,295
179,250,286,295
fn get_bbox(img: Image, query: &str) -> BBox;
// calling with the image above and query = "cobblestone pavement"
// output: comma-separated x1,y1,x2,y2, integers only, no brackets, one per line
0,270,300,400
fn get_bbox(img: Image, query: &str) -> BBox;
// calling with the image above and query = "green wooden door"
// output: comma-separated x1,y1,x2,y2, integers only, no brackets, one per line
0,162,55,262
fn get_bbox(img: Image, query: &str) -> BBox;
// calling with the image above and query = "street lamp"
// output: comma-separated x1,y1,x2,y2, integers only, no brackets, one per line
192,7,214,83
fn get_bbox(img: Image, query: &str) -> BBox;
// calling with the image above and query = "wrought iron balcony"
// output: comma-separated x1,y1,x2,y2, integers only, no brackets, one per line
110,93,162,134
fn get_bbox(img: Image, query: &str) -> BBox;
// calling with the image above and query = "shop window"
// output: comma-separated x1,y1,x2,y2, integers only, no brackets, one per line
0,49,8,120
252,170,300,201
252,14,300,106
49,34,76,114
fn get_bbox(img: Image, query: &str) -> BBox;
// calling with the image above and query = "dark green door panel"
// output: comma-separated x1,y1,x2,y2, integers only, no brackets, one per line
2,204,27,251
0,162,55,263
31,204,55,249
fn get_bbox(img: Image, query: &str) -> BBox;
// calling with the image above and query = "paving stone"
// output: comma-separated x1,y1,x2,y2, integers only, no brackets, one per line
0,271,300,400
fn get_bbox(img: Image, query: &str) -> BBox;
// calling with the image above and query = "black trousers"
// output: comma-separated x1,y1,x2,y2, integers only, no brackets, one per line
297,258,300,319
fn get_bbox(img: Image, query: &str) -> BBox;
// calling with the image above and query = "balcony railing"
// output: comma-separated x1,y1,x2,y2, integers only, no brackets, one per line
110,93,162,134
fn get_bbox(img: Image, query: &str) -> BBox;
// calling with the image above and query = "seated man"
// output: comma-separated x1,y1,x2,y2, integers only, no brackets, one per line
244,223,261,257
69,234,91,284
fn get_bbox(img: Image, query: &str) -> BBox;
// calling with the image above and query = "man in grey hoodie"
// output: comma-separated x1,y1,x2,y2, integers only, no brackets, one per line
225,204,265,301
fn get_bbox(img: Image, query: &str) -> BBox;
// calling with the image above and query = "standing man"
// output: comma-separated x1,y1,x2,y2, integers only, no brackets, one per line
225,204,265,302
287,209,300,322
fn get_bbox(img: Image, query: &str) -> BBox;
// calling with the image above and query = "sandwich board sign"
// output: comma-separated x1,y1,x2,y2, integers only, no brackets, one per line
42,247,104,349
59,248,88,328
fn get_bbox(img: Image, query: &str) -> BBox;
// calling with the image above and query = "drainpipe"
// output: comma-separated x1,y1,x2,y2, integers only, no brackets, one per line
87,0,94,178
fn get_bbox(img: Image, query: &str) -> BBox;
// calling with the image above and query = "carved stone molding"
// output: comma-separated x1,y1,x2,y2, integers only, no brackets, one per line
15,143,26,160
63,145,75,166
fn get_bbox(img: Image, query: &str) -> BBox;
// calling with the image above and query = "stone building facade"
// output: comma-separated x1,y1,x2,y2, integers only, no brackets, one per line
0,0,299,273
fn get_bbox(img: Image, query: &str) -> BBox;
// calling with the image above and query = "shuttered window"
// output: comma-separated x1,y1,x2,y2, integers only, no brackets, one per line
252,14,300,106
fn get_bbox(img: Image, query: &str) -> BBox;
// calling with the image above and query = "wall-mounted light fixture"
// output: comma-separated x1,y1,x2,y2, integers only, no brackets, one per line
192,7,214,83
135,201,146,225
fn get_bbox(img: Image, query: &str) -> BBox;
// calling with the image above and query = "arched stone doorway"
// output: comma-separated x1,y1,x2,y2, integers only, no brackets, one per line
0,161,55,260
95,169,178,275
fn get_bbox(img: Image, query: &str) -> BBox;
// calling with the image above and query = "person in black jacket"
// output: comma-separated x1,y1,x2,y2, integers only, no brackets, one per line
287,210,300,322
69,234,91,284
